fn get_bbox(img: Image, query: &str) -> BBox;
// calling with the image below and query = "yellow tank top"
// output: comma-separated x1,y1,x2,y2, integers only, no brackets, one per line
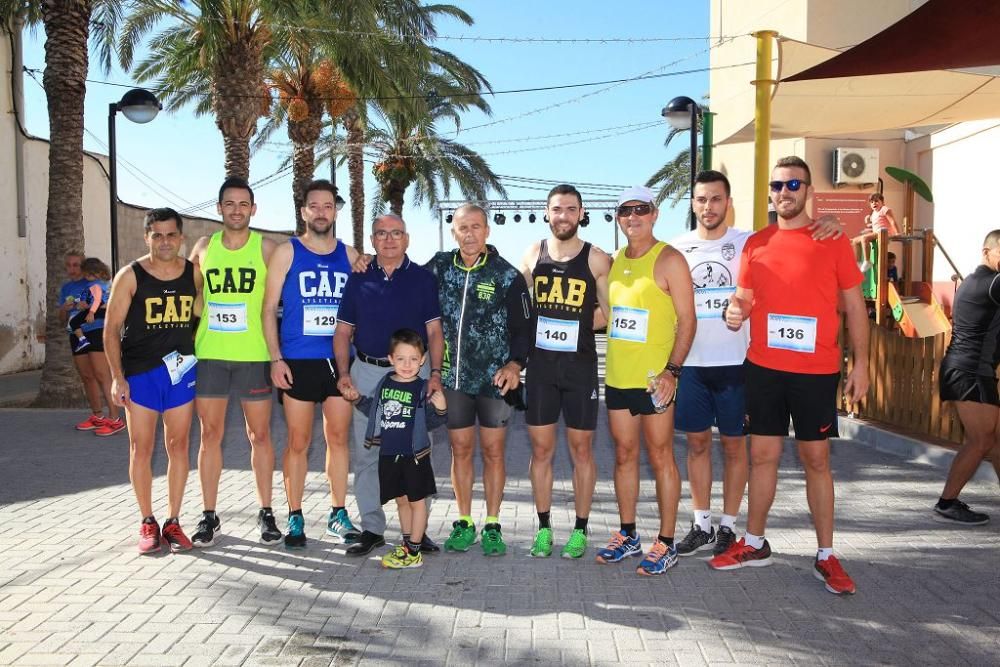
606,241,677,389
195,231,269,361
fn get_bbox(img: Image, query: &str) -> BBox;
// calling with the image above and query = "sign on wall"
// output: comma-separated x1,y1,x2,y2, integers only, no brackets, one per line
812,192,871,237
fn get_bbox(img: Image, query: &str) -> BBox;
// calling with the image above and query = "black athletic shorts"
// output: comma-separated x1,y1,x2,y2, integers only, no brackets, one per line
524,355,599,430
605,386,667,417
69,327,105,353
443,389,512,429
281,358,343,403
744,360,840,441
939,366,1000,406
379,454,437,504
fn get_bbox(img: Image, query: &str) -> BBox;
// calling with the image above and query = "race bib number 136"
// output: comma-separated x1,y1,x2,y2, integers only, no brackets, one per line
766,313,817,353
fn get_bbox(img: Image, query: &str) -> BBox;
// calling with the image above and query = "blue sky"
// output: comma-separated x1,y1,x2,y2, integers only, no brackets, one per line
20,1,710,262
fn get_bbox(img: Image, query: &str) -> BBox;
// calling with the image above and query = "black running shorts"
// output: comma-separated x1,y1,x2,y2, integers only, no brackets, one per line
744,360,840,441
605,386,664,417
280,358,343,403
524,356,599,430
940,366,1000,406
443,389,512,429
379,454,437,504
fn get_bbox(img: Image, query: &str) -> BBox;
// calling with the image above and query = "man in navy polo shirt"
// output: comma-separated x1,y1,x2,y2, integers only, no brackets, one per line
335,213,444,556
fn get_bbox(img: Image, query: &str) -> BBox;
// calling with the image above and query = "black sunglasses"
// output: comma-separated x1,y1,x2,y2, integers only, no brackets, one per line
617,203,654,217
769,179,808,192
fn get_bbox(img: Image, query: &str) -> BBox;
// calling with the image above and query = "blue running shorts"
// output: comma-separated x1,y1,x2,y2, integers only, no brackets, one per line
128,362,197,413
675,364,746,437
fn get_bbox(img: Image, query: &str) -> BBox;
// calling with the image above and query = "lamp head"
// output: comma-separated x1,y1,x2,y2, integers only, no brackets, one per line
662,95,698,131
118,88,162,124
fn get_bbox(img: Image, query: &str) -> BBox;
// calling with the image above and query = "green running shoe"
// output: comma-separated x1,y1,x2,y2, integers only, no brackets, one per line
530,527,553,558
481,523,507,556
561,528,588,559
444,519,477,552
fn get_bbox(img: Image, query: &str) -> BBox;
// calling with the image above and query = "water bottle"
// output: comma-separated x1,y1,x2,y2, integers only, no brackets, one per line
647,370,668,414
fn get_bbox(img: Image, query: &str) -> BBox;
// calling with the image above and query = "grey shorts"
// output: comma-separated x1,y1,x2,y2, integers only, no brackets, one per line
443,389,512,430
196,359,272,401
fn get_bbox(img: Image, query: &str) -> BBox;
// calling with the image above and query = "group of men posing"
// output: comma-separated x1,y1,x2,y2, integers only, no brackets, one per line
104,153,916,596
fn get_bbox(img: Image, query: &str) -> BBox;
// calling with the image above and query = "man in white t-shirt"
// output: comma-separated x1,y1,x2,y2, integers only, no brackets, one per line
670,170,842,557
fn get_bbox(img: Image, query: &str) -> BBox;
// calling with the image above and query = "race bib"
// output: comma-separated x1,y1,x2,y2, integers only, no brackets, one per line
608,306,649,343
695,286,735,320
206,302,248,333
767,314,817,353
303,304,338,337
535,316,579,352
162,350,197,385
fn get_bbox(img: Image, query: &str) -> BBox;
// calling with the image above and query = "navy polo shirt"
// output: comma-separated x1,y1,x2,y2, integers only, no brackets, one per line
338,255,442,358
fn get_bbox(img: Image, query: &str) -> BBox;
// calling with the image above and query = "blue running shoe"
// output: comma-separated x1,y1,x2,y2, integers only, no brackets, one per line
284,514,307,550
326,508,361,543
636,540,678,576
595,530,642,564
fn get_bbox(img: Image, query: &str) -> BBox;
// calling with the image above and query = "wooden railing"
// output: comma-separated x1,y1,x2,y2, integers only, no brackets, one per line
839,322,963,444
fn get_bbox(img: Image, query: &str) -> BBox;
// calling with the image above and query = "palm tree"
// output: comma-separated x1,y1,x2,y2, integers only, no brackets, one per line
0,0,125,406
646,120,702,206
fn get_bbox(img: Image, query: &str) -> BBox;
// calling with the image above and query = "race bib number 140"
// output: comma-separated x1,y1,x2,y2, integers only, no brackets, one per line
535,316,580,352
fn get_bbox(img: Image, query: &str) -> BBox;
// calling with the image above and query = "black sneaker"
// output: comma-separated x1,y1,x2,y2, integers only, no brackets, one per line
420,534,440,553
346,530,386,556
675,524,716,556
713,525,737,556
257,508,282,544
933,500,989,526
191,512,221,548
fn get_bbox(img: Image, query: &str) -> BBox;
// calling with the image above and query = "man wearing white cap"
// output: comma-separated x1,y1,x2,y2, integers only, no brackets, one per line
596,185,696,576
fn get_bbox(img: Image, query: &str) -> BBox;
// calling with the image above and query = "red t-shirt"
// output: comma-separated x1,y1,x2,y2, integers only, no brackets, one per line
738,225,863,374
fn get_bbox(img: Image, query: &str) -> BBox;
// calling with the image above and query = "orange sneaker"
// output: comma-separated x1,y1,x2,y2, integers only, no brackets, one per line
707,538,773,570
95,417,126,436
161,521,193,553
814,555,856,595
75,414,105,431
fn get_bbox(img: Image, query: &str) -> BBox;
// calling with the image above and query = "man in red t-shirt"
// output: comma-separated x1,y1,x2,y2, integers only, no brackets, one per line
709,156,870,595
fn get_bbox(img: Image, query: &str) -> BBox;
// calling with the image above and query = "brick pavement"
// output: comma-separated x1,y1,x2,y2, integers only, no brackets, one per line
1,402,999,666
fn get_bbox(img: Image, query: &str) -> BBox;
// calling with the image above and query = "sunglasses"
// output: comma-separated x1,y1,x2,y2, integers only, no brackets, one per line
768,179,808,192
617,203,654,217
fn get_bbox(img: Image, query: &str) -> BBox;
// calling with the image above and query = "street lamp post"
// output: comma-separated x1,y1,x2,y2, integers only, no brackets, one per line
662,95,702,231
108,88,161,271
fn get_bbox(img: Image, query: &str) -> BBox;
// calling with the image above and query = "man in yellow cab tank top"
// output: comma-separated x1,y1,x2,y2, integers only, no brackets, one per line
188,177,282,548
596,186,696,576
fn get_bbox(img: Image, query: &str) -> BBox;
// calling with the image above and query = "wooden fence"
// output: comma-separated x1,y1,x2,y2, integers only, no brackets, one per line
839,322,964,445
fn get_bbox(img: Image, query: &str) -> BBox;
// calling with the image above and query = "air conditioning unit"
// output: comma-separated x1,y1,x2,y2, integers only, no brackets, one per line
832,147,879,185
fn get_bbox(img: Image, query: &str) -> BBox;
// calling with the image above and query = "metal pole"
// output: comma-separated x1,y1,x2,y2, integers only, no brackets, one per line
438,209,444,252
752,30,777,231
688,104,698,231
701,111,714,172
108,103,119,272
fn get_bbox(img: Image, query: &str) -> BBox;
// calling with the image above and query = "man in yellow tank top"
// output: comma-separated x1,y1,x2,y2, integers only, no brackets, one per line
188,177,282,548
596,186,696,576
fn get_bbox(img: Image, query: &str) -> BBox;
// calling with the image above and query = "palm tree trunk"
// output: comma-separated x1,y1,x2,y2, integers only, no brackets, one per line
35,0,92,407
343,109,365,250
221,133,252,181
388,182,405,217
212,39,265,181
288,113,323,236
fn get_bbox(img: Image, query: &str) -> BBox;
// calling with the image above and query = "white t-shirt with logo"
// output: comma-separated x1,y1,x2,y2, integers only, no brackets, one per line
669,226,751,367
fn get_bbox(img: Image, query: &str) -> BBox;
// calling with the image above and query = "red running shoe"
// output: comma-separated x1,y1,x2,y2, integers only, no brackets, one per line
814,555,856,595
138,520,161,554
75,414,105,431
162,521,193,553
708,537,773,570
95,417,126,437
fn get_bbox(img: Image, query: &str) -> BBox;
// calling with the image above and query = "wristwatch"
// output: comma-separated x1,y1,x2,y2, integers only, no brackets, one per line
665,362,682,378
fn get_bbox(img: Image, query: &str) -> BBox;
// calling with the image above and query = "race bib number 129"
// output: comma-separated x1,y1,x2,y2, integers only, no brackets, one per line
303,304,338,336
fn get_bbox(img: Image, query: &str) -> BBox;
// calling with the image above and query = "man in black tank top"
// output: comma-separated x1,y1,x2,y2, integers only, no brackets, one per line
103,208,199,555
934,229,1000,526
518,184,611,559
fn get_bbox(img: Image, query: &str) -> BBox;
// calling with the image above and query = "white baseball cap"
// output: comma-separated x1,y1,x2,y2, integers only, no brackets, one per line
617,185,656,207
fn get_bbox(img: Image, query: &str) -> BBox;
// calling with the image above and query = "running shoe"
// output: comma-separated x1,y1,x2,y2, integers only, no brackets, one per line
191,512,221,548
161,521,193,553
346,530,385,556
595,530,642,564
75,414,105,431
138,520,161,554
73,337,91,353
708,538,773,570
814,555,856,595
94,417,126,437
326,508,361,543
561,528,588,559
382,544,422,569
933,500,989,526
257,508,282,544
675,524,716,556
713,525,737,556
529,527,553,558
636,540,678,576
419,534,440,553
480,523,507,557
284,514,307,550
444,519,477,552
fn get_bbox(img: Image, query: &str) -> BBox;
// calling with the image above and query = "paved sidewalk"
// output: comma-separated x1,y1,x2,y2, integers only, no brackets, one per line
1,401,999,666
